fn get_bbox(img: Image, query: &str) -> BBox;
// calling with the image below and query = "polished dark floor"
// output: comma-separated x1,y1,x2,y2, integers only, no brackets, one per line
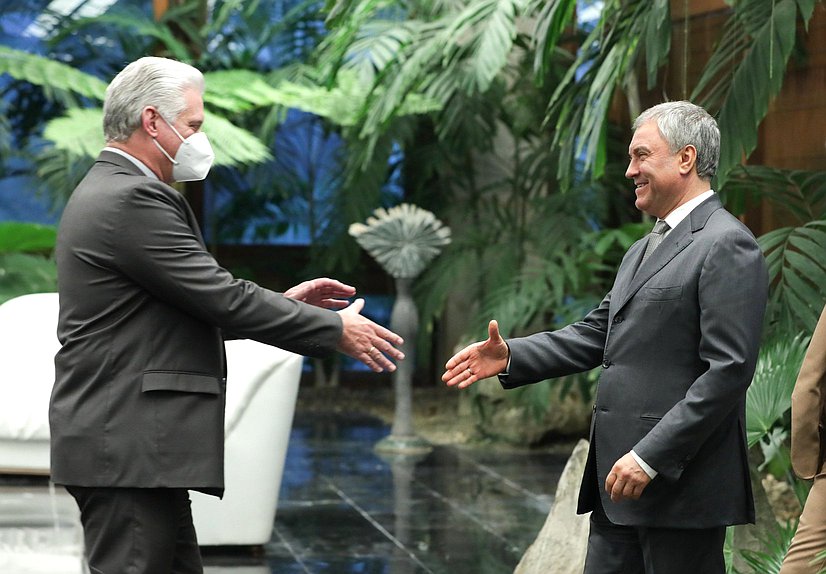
225,412,571,574
0,412,571,574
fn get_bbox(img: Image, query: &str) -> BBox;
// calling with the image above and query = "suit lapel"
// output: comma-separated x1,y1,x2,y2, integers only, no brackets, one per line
612,195,723,313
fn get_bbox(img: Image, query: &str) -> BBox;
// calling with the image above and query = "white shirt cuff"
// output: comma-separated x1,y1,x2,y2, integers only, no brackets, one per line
631,450,658,479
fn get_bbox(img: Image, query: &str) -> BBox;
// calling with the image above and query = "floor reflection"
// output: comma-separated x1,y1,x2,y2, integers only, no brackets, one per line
0,412,570,574
263,412,568,573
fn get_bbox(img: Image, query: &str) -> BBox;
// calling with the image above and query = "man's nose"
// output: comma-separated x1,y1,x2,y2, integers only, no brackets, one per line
625,161,636,179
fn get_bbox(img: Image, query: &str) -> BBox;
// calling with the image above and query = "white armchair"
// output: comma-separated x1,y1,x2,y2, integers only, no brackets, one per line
0,292,302,548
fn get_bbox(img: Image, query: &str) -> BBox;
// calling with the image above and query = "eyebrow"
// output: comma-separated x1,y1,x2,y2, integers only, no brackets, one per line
629,145,651,157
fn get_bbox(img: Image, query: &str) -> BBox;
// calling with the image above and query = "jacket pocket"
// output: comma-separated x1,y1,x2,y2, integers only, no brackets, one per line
142,371,221,394
640,285,683,301
141,372,223,456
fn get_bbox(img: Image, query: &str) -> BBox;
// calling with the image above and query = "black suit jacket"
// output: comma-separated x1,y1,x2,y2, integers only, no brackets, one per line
502,196,768,528
50,151,341,495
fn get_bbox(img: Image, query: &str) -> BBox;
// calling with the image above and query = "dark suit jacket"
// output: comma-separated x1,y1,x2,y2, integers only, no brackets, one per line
50,151,342,495
502,195,768,528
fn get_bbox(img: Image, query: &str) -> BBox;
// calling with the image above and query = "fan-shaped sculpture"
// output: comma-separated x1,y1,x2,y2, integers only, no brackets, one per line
349,204,451,453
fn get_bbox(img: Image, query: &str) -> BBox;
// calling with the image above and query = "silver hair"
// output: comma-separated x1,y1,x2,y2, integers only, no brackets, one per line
102,57,205,143
633,101,720,181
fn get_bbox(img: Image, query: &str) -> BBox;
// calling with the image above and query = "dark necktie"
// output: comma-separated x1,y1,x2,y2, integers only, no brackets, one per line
640,219,670,265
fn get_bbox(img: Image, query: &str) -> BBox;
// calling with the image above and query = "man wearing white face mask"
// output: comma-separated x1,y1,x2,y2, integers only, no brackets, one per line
50,56,405,574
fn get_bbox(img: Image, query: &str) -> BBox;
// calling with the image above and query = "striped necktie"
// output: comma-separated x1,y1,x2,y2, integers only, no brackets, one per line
640,219,670,265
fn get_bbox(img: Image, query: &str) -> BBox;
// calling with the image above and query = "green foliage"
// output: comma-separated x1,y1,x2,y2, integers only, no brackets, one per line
0,222,56,254
0,223,57,305
0,45,107,104
693,0,816,188
546,0,671,185
267,69,441,127
760,221,826,334
734,520,797,574
746,334,809,448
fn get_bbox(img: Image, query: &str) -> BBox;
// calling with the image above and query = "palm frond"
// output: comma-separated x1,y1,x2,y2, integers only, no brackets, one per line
735,520,797,574
760,221,826,334
545,0,669,186
47,7,193,62
529,0,577,84
42,108,106,157
39,107,271,167
0,222,57,255
722,165,826,222
746,334,809,447
692,0,814,188
204,69,291,112
334,20,414,85
442,0,527,92
0,46,107,105
268,69,441,127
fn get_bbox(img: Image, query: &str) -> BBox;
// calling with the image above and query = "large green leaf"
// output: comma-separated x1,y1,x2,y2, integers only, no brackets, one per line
443,0,527,92
545,0,669,186
746,334,808,447
0,253,57,305
722,164,826,222
204,69,290,112
40,107,271,167
529,0,577,84
272,70,441,127
760,221,826,333
43,108,106,158
0,46,107,104
0,222,57,254
693,0,808,188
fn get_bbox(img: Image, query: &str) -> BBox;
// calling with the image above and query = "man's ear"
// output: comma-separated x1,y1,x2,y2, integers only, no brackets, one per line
678,145,697,176
141,106,161,137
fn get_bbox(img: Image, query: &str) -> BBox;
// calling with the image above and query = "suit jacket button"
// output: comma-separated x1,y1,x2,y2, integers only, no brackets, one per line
602,359,611,368
613,316,623,324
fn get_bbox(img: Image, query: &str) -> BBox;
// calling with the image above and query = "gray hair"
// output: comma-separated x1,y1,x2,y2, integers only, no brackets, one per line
633,101,720,181
103,57,205,142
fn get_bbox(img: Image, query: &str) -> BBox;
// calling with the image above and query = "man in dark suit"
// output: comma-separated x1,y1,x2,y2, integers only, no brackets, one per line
50,56,404,574
442,101,768,573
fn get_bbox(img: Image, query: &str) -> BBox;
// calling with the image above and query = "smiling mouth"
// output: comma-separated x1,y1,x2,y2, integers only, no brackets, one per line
635,182,648,191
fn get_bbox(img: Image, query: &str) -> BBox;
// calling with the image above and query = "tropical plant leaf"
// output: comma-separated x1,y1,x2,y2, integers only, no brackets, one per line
39,107,271,167
202,111,273,166
693,0,807,188
745,334,809,447
42,108,106,157
271,69,441,127
545,0,669,186
0,222,57,254
0,253,58,305
0,46,107,104
48,6,193,62
529,0,577,84
760,221,826,334
735,520,797,574
204,69,290,112
443,0,526,92
31,147,95,209
722,164,826,222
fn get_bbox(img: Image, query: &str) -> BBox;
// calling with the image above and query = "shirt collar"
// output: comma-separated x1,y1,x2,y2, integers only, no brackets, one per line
661,190,715,231
103,146,158,180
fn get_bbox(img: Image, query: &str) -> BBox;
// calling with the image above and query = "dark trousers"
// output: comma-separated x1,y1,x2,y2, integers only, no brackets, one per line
583,497,726,574
66,486,203,574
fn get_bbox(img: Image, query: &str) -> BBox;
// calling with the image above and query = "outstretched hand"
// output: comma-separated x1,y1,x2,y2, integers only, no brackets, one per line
284,277,356,310
442,320,509,389
337,298,405,373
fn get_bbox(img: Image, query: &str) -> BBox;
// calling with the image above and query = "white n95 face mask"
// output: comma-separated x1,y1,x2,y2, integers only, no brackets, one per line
152,115,215,182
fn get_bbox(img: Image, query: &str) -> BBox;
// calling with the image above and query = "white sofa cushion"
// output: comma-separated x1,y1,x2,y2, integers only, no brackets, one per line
0,293,60,442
